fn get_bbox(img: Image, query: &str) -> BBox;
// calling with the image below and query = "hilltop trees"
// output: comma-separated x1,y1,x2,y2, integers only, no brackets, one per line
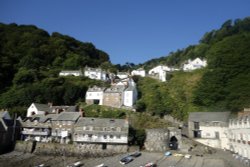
0,23,110,114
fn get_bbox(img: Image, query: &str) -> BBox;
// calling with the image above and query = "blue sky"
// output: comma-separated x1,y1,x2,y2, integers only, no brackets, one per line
0,0,250,65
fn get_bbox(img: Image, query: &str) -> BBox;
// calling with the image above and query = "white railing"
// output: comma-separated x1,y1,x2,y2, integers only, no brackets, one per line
21,130,50,136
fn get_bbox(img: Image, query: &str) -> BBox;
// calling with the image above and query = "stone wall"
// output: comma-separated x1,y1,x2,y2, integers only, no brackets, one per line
144,127,182,152
15,141,127,157
144,129,169,152
14,141,33,153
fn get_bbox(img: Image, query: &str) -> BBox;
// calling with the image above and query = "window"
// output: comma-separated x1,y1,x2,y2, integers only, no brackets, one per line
110,135,114,139
194,122,199,130
88,134,92,138
117,135,121,139
103,135,107,139
213,122,220,126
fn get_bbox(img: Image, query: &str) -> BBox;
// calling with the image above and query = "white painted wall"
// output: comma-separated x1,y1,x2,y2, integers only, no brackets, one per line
27,103,45,117
124,87,138,107
73,134,128,144
59,71,82,76
196,125,229,149
131,69,146,77
84,70,107,81
183,58,207,71
86,91,104,105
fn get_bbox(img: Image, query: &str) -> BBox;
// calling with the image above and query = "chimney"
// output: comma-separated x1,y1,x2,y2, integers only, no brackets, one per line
48,102,53,108
79,108,85,117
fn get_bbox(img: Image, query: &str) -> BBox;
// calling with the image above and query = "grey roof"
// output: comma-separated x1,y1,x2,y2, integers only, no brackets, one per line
75,117,129,128
189,112,231,122
33,103,52,113
52,112,81,121
66,106,78,112
125,86,135,91
105,85,126,93
87,86,106,92
51,105,78,112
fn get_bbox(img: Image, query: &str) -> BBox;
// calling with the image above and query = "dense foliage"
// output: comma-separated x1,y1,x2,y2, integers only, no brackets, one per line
0,23,110,115
1,17,250,119
137,17,250,119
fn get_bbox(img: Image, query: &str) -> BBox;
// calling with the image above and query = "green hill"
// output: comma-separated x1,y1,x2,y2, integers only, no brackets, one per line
0,17,250,119
136,17,250,120
0,23,110,115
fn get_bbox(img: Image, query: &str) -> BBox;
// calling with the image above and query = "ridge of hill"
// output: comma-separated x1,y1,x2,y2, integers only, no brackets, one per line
136,17,250,120
0,17,250,119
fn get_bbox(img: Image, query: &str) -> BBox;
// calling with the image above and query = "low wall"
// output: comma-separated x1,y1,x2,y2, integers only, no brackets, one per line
15,141,127,157
14,141,33,153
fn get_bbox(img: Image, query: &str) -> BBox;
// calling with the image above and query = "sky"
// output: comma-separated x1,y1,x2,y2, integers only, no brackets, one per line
0,0,250,65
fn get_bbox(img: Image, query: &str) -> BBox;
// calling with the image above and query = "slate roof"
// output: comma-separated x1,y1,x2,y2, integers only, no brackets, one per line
75,117,128,128
53,112,81,121
0,111,11,119
189,112,231,123
125,86,135,91
87,86,106,92
51,105,78,112
104,85,126,93
33,103,52,113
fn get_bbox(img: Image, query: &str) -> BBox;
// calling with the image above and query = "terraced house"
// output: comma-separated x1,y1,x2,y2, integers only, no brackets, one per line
228,108,250,161
73,117,129,151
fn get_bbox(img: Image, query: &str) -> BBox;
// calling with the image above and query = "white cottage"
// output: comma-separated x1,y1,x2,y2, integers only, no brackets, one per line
148,65,172,82
183,58,207,71
84,67,107,81
131,68,146,77
188,112,231,149
117,72,129,79
85,86,106,105
27,103,52,117
124,86,138,107
59,70,83,76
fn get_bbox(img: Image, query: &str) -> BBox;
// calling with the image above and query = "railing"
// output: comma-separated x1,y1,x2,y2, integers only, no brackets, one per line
73,137,127,144
21,130,50,136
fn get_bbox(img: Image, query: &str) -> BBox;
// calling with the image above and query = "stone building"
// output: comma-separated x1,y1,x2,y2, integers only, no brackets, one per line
228,108,250,161
51,112,81,144
103,85,126,108
73,117,128,151
188,112,231,149
20,114,57,142
144,128,182,152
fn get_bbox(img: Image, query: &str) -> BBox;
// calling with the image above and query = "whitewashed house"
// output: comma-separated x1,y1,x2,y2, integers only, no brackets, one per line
148,65,172,82
183,58,207,71
228,108,250,161
131,68,146,77
117,72,129,79
188,112,231,149
27,103,52,117
59,70,83,76
85,86,106,105
124,86,138,107
84,66,107,81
